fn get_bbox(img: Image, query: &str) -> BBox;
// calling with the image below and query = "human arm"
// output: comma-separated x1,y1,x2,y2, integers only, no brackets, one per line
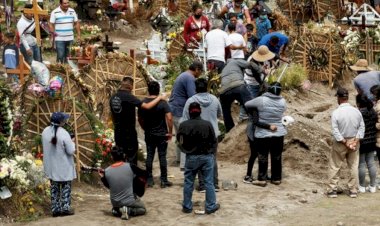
137,109,144,130
183,19,191,44
100,173,110,189
75,21,81,41
244,8,251,24
17,21,31,52
331,112,344,142
219,5,228,19
63,130,76,155
140,96,163,109
186,77,196,98
165,112,173,141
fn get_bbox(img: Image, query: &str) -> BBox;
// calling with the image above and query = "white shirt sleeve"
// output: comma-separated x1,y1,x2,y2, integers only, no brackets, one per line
49,10,56,24
17,20,30,50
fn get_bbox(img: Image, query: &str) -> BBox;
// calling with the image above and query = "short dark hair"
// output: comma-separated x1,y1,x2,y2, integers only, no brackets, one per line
24,3,33,9
356,93,373,109
122,76,134,84
270,36,280,45
246,24,254,31
189,61,203,71
192,3,202,12
228,23,236,32
111,146,126,162
148,81,160,95
371,85,380,100
195,78,208,93
228,13,237,19
4,32,15,39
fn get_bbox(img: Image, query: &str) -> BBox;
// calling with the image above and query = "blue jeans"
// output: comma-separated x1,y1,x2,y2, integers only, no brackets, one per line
359,151,377,187
239,84,260,120
55,40,72,63
145,135,169,182
20,44,42,65
183,154,217,212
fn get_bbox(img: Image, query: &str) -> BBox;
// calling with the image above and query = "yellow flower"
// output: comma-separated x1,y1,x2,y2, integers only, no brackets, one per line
29,201,33,206
29,208,35,213
34,159,43,166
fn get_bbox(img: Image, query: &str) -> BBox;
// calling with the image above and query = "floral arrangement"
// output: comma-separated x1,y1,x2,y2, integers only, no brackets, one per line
0,80,13,158
95,128,115,160
80,24,102,35
341,28,361,51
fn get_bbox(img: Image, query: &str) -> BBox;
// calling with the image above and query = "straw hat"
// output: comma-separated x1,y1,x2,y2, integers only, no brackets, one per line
251,45,275,62
349,59,373,71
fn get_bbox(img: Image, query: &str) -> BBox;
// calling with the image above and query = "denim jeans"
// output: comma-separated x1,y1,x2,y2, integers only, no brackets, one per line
183,154,217,212
145,135,169,182
239,84,259,120
173,116,186,168
20,44,42,65
55,40,73,63
50,180,72,214
220,85,252,132
359,151,377,187
198,148,218,188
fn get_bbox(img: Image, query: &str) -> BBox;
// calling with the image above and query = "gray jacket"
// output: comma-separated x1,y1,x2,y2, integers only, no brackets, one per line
245,92,287,138
220,59,249,94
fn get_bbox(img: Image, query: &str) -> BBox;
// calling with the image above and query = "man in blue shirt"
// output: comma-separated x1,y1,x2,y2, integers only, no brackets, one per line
258,32,289,62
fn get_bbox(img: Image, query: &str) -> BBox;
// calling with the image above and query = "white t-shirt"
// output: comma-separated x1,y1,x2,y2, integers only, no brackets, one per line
50,7,78,41
205,29,231,63
229,33,246,59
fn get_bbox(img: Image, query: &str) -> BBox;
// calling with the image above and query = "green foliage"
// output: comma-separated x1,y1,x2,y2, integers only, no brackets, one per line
165,54,194,90
268,63,308,90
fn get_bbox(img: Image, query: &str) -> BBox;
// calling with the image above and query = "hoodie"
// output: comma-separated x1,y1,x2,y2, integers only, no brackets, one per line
181,92,222,137
219,59,249,94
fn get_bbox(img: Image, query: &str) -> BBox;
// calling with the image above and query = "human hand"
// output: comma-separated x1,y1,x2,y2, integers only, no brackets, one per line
98,169,104,177
270,125,277,132
26,49,32,56
166,133,173,142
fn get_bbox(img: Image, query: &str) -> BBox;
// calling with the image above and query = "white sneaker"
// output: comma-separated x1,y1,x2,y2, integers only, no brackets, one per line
358,185,366,193
368,186,376,193
119,206,129,220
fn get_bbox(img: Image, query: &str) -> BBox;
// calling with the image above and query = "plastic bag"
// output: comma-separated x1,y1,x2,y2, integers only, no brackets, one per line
31,60,50,87
28,83,46,97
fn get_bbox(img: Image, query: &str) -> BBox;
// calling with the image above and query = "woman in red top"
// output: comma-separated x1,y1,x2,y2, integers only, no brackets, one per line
183,3,210,48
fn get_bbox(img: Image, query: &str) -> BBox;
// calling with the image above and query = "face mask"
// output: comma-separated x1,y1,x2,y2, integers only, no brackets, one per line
260,15,267,20
194,14,202,19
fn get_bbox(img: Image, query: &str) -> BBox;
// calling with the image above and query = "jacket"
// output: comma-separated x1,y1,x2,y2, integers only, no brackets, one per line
359,107,377,152
374,100,380,148
219,59,249,94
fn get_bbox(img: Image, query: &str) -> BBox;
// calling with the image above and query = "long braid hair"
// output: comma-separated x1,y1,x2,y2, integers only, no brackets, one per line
50,122,60,145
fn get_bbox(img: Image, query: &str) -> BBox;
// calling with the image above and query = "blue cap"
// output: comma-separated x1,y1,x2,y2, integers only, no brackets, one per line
51,112,70,124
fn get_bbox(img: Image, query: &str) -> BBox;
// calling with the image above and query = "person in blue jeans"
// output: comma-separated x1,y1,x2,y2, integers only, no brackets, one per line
177,102,220,214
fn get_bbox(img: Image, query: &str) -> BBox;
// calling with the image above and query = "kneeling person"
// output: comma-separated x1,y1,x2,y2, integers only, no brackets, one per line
100,147,146,220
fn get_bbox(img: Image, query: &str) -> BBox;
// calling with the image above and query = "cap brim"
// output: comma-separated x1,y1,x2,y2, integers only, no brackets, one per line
251,51,275,62
349,65,373,71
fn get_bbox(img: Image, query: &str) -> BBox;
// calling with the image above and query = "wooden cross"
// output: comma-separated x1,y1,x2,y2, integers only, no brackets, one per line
5,52,31,85
23,0,49,46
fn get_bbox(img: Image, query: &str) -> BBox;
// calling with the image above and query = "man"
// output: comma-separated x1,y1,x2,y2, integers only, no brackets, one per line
169,61,203,169
219,59,252,132
110,76,163,165
100,146,146,220
49,0,81,63
228,23,246,59
177,102,220,214
182,78,222,191
351,59,380,101
328,87,365,198
258,32,289,62
224,13,247,36
255,9,272,41
17,3,42,65
138,81,173,188
205,19,231,74
244,24,258,60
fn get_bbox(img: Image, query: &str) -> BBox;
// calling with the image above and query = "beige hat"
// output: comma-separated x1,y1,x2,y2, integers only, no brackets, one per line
349,59,373,71
251,45,275,62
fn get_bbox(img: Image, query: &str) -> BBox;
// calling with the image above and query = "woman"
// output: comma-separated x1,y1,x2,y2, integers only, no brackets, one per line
42,112,76,217
183,3,210,48
356,94,377,193
245,82,287,186
220,0,251,24
370,85,380,189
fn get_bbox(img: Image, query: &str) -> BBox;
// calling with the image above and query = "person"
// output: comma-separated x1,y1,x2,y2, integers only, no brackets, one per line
245,82,287,187
244,23,258,60
370,85,380,188
138,81,173,188
351,59,380,101
356,94,377,193
169,61,203,170
183,3,210,48
110,76,164,165
182,78,222,191
205,19,231,74
255,9,272,41
100,146,146,220
228,23,246,59
258,32,289,62
49,0,81,63
17,3,42,65
224,13,247,36
327,87,364,198
2,32,19,84
42,112,76,217
219,58,252,132
220,0,251,24
177,102,220,214
375,0,380,14
110,0,129,15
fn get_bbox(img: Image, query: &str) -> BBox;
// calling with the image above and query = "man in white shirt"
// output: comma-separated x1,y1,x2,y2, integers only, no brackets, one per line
49,0,80,63
17,4,42,65
204,20,231,73
228,23,246,59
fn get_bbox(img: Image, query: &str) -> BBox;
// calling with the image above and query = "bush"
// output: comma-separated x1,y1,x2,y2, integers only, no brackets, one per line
267,63,308,90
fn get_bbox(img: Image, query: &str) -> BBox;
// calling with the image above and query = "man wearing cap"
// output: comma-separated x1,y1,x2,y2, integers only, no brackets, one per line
110,76,164,165
328,87,365,198
255,9,272,41
351,59,380,101
42,112,76,217
177,102,220,214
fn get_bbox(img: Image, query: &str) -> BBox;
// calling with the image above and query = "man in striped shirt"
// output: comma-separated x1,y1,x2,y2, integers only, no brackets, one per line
49,0,80,63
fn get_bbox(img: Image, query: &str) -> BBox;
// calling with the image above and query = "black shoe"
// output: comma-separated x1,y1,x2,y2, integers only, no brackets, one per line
243,176,254,184
161,181,173,188
182,207,192,214
205,203,220,214
111,207,122,217
147,178,154,188
52,212,61,217
215,184,220,192
61,209,75,216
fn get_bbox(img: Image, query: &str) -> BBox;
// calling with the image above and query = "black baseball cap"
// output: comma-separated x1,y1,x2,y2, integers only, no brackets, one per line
335,87,349,98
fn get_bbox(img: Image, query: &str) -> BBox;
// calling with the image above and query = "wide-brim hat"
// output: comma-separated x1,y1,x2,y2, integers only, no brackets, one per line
349,59,373,71
251,45,275,62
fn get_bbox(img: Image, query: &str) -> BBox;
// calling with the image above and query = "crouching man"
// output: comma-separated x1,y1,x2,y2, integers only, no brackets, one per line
99,146,146,220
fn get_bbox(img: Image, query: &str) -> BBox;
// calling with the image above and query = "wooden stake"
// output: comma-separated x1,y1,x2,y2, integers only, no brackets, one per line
23,0,49,46
328,33,333,88
72,98,81,181
6,52,31,84
130,49,136,95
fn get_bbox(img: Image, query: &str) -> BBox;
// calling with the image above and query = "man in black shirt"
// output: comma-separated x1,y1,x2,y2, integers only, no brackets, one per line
138,81,173,188
110,76,163,165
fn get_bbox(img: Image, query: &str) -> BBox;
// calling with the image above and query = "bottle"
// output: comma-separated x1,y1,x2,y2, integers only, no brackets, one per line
222,180,238,190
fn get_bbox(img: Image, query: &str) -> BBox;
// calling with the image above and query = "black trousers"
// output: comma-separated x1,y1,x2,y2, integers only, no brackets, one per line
246,137,258,177
255,136,284,181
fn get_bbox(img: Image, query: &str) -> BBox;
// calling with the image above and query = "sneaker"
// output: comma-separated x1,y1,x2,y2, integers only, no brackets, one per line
147,178,154,188
252,180,267,187
327,190,337,198
60,209,75,216
368,186,376,193
358,185,366,193
215,184,220,192
205,203,220,214
349,191,358,198
119,206,129,220
197,186,206,193
161,181,173,188
111,207,122,217
182,207,192,214
243,176,254,184
271,180,281,185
